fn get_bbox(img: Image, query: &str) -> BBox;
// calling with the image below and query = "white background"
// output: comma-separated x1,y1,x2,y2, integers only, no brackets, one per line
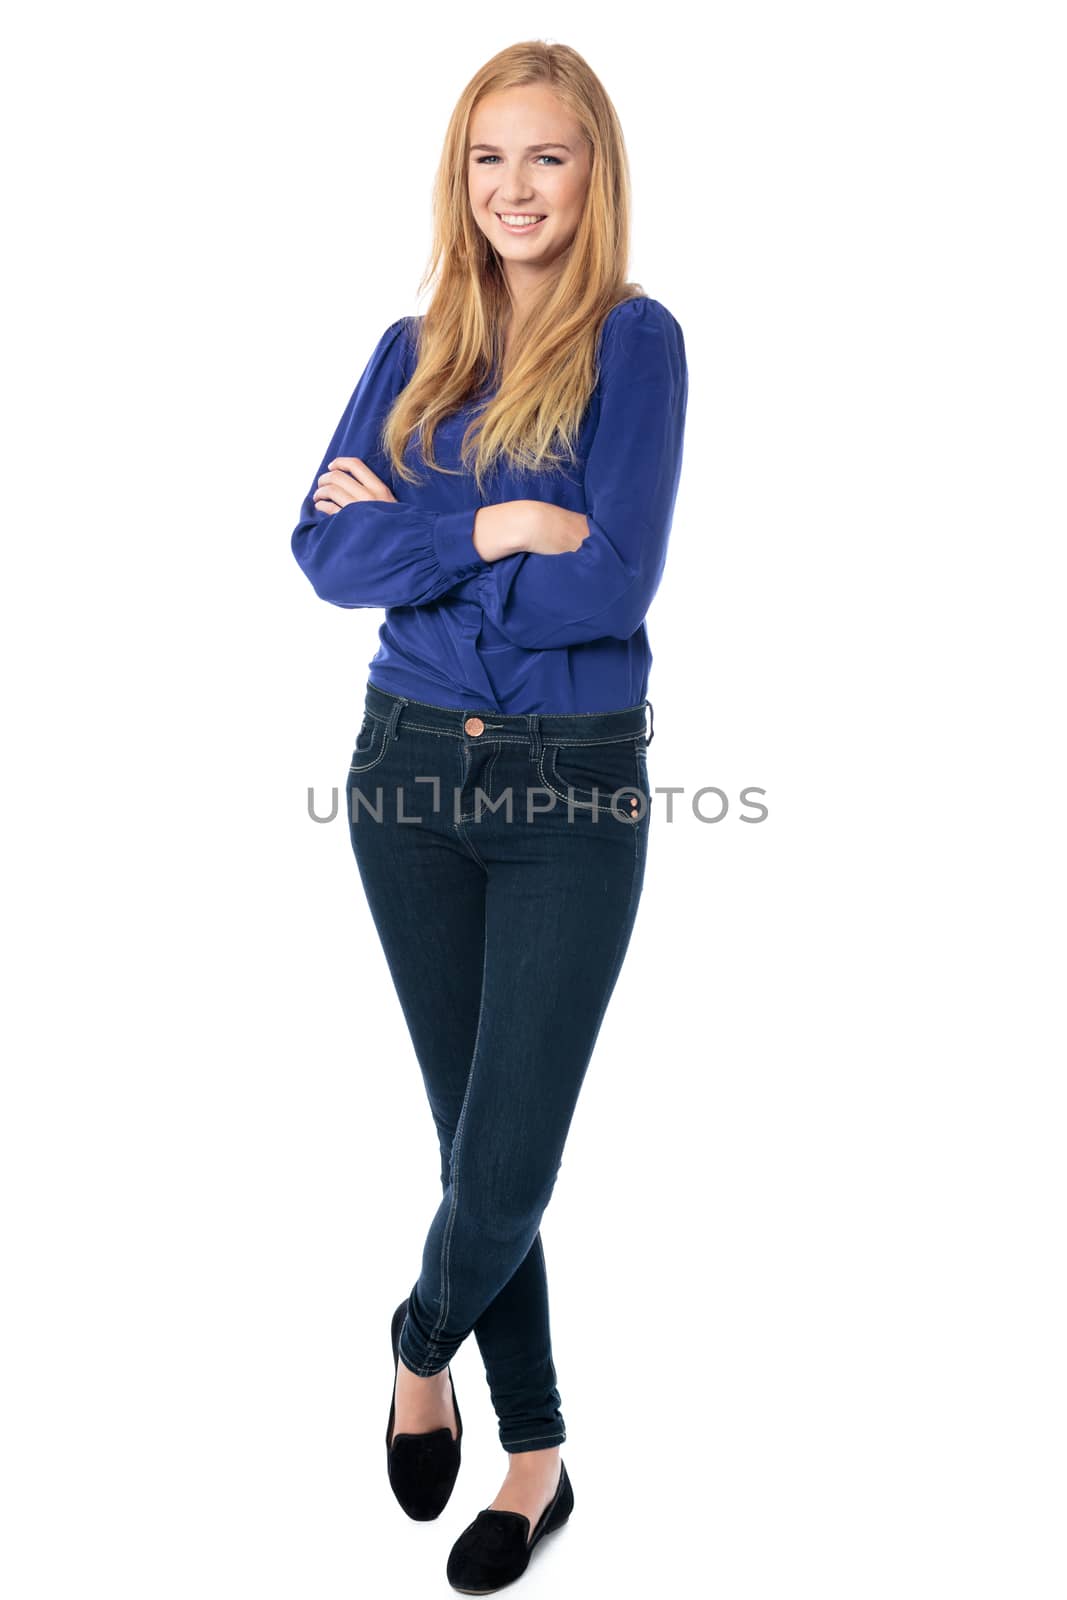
3,3,1063,1596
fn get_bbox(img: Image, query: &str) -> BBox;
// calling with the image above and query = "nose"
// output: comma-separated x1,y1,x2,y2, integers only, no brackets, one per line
497,178,537,204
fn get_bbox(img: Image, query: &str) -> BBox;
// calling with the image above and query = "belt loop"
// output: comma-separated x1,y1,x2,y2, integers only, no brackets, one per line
386,697,408,741
527,713,542,759
645,697,655,745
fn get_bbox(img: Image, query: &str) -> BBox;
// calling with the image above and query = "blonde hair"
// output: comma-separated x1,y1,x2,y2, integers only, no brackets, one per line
382,40,643,495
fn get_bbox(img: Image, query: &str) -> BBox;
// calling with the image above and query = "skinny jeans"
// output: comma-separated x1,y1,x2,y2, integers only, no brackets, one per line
344,680,654,1452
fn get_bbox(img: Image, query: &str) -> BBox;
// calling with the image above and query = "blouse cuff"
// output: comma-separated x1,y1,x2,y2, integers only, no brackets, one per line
432,507,492,580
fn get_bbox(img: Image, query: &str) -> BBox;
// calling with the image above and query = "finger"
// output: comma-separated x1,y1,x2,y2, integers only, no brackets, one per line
328,456,392,497
312,491,345,513
318,466,363,490
314,482,360,510
315,471,367,507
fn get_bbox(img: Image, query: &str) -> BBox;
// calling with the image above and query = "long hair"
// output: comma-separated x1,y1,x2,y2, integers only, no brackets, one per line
381,40,643,494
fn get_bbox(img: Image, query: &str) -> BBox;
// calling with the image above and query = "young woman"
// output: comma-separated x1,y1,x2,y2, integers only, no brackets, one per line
291,40,688,1594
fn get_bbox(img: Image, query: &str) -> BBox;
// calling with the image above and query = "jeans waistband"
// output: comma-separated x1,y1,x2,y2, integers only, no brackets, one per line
364,681,655,753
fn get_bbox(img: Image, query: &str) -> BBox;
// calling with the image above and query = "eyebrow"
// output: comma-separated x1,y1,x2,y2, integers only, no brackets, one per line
469,142,572,153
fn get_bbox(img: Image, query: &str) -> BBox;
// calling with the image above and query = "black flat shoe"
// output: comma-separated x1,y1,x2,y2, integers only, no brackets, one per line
446,1458,574,1593
386,1296,462,1520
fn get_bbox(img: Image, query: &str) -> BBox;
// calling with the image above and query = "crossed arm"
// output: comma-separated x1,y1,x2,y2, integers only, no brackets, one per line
290,298,687,646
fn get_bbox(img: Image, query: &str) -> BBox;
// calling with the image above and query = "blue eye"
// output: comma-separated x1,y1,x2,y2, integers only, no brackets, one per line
474,154,562,166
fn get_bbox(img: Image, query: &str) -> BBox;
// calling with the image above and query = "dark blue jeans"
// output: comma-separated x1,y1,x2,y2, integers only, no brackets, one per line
344,681,654,1453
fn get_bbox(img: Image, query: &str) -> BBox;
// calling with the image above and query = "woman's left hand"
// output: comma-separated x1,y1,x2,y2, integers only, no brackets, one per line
313,456,397,514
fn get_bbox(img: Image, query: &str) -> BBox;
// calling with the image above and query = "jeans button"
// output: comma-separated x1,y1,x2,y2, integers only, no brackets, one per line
464,716,485,737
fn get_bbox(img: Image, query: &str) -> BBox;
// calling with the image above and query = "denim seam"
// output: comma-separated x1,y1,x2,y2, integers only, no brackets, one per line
390,721,465,737
504,1432,567,1446
348,725,390,773
482,731,642,748
538,733,642,749
379,726,643,748
484,743,501,797
459,801,512,823
376,721,643,746
453,816,489,868
459,772,514,824
422,930,491,1367
537,746,642,819
586,815,643,1057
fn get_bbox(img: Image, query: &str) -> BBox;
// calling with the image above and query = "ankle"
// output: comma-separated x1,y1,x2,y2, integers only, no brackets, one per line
505,1446,560,1473
399,1358,450,1387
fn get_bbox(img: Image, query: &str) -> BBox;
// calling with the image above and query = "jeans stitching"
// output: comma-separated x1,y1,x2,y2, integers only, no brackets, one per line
483,743,500,799
453,815,489,867
537,744,642,818
373,720,643,745
347,725,390,774
423,930,491,1366
583,815,643,1064
541,733,643,748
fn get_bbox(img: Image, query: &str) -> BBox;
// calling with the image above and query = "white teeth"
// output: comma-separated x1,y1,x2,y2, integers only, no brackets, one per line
498,213,545,227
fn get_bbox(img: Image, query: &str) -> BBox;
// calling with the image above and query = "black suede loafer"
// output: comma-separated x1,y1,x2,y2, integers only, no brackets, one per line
446,1458,574,1593
386,1296,463,1520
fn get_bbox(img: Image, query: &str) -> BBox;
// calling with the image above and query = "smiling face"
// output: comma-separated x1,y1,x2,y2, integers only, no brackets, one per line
467,83,592,298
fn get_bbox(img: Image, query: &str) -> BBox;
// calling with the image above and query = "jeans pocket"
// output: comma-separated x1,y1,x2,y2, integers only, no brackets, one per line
348,713,389,774
540,735,644,814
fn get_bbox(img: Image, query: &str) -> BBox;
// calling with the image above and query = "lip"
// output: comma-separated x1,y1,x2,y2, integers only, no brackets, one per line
495,213,547,234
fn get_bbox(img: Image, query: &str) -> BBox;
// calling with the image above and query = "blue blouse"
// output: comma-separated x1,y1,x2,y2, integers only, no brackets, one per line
290,294,688,714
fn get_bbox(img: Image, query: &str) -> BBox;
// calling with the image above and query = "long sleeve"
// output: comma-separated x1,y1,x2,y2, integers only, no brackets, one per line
463,297,688,649
290,318,493,609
